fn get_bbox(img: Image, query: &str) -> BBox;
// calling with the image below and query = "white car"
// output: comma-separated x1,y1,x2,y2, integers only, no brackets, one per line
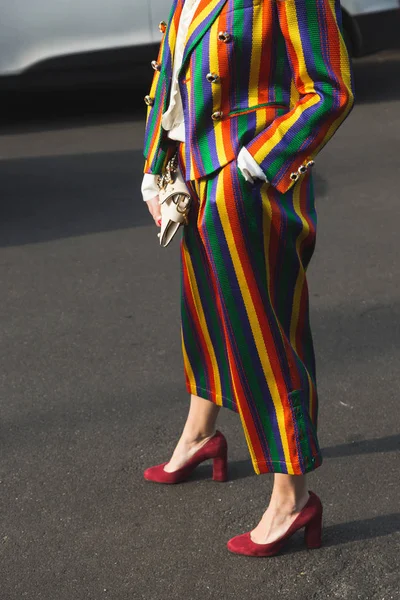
0,0,399,84
0,0,167,86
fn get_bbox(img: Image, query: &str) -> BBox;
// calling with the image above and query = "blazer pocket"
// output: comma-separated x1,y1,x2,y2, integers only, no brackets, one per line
227,102,288,118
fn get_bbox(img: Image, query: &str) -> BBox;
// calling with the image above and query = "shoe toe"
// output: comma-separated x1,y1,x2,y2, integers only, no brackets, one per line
143,463,167,482
227,532,253,555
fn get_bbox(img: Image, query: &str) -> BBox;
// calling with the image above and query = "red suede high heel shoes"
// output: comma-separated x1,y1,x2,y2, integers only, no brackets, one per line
143,430,228,484
227,491,323,557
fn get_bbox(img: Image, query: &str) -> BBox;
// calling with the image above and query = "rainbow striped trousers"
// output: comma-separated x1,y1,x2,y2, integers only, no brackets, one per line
179,146,323,475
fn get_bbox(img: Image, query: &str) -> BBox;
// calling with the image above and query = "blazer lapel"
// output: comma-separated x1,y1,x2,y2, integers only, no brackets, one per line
180,0,229,71
163,0,186,79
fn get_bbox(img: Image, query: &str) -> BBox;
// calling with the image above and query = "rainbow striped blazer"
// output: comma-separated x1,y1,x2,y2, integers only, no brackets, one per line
143,0,354,194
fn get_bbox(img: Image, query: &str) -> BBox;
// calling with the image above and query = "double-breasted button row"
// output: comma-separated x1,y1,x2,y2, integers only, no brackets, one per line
209,72,221,118
290,159,315,182
210,31,232,119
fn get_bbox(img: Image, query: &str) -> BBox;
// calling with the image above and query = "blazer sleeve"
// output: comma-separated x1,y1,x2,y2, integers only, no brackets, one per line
244,0,355,194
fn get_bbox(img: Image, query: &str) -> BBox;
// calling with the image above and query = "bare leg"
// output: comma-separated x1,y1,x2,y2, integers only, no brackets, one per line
250,474,310,544
164,394,221,472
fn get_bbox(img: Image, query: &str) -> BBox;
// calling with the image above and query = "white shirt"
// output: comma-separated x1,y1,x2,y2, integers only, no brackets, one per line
141,0,267,202
160,0,200,142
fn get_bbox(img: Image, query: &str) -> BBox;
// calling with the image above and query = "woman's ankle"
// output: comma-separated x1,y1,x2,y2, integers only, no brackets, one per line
180,429,216,447
269,490,309,515
269,474,309,514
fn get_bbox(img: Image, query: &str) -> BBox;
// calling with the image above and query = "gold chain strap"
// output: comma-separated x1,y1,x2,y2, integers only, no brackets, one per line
156,151,179,191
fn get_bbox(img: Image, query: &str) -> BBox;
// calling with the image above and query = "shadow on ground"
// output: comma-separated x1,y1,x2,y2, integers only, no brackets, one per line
0,150,148,247
0,51,399,250
0,50,399,134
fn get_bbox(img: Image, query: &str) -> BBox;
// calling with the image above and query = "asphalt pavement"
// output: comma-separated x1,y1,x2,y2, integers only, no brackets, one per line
0,51,399,600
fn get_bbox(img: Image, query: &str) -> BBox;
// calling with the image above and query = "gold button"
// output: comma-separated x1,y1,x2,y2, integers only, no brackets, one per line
159,21,167,33
298,165,307,174
206,72,220,83
290,172,299,182
218,31,232,43
144,95,154,106
211,110,223,120
306,160,315,168
151,60,161,72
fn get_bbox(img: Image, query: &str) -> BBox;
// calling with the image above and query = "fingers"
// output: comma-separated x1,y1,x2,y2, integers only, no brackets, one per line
152,208,162,227
145,196,162,227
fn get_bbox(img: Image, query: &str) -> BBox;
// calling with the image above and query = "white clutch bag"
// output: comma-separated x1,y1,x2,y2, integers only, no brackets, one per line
156,152,192,247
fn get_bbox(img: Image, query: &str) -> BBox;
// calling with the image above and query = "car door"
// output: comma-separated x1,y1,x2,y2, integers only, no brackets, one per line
0,0,152,76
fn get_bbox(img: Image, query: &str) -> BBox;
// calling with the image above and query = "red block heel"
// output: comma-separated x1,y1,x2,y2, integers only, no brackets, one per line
227,491,323,557
212,452,228,482
304,510,323,549
143,430,228,484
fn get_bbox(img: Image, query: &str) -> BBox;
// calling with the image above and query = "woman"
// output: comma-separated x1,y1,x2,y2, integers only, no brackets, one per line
141,0,354,556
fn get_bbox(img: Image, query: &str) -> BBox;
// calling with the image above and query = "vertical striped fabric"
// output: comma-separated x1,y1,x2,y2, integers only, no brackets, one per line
142,0,355,474
179,145,322,475
144,0,354,194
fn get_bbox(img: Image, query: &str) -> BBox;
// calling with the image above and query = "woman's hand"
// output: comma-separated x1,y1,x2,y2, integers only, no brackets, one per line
146,195,162,227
